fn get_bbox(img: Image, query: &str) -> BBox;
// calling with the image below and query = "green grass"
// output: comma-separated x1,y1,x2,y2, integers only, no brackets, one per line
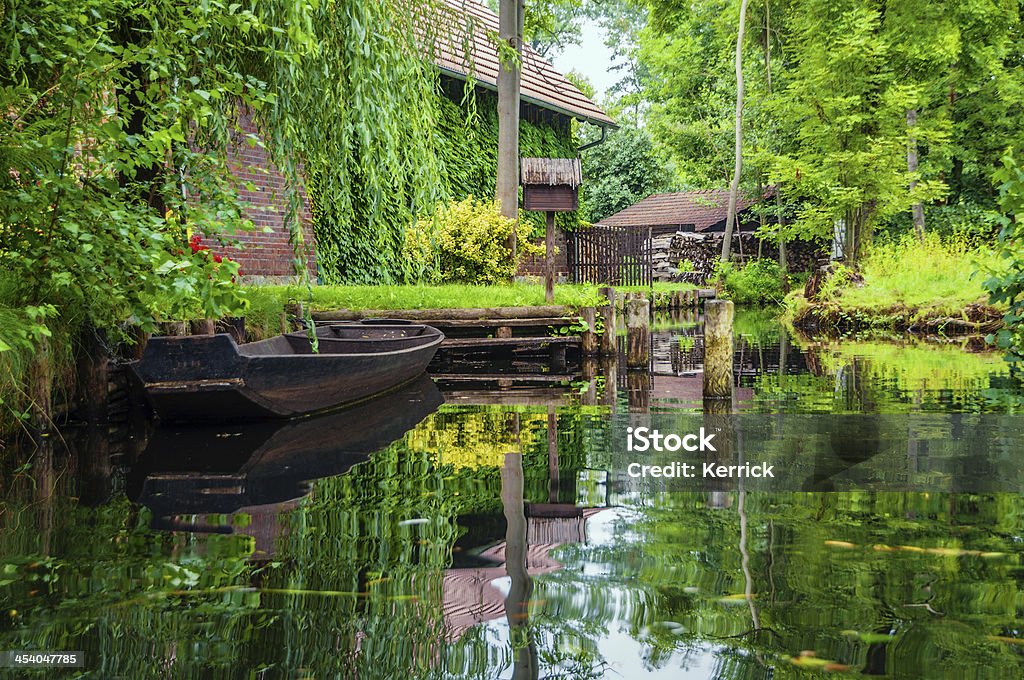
786,235,1002,329
837,235,992,312
243,283,607,339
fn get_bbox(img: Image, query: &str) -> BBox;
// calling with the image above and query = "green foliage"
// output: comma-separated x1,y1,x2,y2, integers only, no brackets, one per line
638,0,1024,263
882,202,1002,247
301,1,442,286
433,87,582,238
984,152,1024,361
404,197,542,284
579,120,676,223
715,258,785,305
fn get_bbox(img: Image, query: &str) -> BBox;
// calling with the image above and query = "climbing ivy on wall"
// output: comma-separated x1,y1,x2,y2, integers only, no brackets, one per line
434,86,584,242
282,1,443,286
261,1,585,285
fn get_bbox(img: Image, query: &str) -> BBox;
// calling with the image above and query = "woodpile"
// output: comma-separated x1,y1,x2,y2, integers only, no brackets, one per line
648,230,827,285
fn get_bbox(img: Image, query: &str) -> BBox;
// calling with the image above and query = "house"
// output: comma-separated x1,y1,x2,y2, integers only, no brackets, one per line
224,0,614,281
595,189,768,235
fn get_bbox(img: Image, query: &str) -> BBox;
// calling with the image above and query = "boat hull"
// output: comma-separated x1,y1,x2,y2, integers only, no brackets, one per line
131,325,444,421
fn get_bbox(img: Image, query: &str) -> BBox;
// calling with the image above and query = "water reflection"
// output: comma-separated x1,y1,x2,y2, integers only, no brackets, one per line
2,318,1024,678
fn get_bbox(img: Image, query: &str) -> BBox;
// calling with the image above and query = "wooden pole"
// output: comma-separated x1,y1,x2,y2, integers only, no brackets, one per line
703,299,735,400
625,298,650,369
497,0,525,257
598,300,616,356
545,210,555,303
581,306,598,355
190,319,216,335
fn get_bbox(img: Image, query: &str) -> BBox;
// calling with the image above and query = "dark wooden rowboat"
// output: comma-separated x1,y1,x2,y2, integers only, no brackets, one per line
131,322,444,422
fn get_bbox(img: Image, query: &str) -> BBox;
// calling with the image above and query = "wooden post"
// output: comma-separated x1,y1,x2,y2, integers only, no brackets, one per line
190,319,216,335
598,286,617,356
161,321,188,336
545,210,555,303
29,335,53,433
626,298,650,369
703,299,734,400
581,306,598,355
598,302,616,356
497,0,525,255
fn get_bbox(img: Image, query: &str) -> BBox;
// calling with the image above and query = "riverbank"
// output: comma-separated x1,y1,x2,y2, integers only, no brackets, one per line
785,236,1005,336
243,282,697,340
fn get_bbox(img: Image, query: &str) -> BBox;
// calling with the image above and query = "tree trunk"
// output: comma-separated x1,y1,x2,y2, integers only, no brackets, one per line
497,0,525,259
765,0,787,277
907,108,925,240
721,0,749,262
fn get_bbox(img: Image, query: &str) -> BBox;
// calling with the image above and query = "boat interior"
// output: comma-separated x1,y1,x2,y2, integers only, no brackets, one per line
239,324,441,356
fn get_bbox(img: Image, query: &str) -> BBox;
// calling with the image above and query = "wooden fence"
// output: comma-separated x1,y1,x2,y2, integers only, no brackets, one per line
565,225,652,286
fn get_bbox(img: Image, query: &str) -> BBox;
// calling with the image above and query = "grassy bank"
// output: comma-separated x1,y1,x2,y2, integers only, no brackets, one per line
243,282,699,339
786,236,1004,335
244,283,603,340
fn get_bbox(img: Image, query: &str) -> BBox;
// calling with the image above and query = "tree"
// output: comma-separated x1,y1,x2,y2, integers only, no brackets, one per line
579,121,676,223
721,0,750,261
496,0,526,256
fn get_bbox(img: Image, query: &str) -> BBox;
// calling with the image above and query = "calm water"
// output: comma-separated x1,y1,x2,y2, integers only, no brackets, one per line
2,314,1024,679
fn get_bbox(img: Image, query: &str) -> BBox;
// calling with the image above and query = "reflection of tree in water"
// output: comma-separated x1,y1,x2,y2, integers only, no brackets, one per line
558,491,1024,678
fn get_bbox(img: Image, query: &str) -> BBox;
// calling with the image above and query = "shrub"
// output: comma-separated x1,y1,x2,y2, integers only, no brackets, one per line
984,151,1024,362
714,259,785,305
403,198,542,285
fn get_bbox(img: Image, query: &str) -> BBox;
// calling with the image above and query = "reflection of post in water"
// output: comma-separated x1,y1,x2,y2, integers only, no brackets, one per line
736,426,760,633
75,426,112,507
547,408,559,503
502,452,538,680
29,437,56,556
626,371,650,413
703,398,734,500
599,358,617,411
581,358,598,407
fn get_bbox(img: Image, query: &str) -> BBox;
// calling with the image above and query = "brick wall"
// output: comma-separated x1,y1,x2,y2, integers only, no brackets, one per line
217,109,318,282
518,229,569,280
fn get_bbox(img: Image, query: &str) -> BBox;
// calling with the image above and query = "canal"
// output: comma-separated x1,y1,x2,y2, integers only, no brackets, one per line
2,312,1023,678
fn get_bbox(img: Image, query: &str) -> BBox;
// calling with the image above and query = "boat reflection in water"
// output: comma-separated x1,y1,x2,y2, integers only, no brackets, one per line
127,375,444,544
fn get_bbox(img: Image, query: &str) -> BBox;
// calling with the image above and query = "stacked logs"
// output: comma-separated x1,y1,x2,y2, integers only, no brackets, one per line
650,230,827,285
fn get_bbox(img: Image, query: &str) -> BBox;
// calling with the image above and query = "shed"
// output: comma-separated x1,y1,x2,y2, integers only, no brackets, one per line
520,157,582,212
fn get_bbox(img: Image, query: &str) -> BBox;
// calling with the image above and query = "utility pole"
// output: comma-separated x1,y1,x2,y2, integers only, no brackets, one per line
497,0,524,258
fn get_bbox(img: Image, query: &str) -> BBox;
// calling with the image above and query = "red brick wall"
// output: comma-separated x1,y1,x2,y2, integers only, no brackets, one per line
518,229,569,279
217,109,318,281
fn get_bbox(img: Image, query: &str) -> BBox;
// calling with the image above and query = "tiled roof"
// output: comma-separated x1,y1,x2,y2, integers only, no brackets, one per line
433,1,615,127
596,190,763,231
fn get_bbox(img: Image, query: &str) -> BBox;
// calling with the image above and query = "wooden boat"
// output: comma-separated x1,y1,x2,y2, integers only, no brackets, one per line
131,322,444,422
